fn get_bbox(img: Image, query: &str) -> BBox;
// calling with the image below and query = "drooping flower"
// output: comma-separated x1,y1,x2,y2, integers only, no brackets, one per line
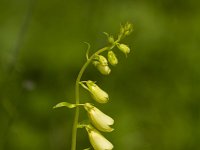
86,125,114,150
117,43,130,56
93,55,111,75
84,103,114,132
93,61,111,75
98,55,108,65
86,80,109,103
107,51,118,66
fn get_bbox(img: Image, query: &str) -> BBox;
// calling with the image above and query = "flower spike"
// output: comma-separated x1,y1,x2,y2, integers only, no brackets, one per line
54,23,133,150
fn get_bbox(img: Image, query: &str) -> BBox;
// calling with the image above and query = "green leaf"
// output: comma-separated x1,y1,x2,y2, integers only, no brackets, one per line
53,102,76,109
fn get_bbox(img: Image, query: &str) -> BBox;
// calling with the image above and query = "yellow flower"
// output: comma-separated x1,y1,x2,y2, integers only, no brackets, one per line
98,55,108,66
117,43,130,56
108,51,118,66
86,125,114,150
93,55,111,75
86,80,109,103
84,103,114,132
95,63,111,75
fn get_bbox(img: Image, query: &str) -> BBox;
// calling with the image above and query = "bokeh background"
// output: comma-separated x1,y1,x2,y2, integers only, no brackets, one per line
0,0,200,150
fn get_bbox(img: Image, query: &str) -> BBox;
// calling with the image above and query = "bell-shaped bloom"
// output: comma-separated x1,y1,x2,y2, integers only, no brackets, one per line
96,63,111,75
108,51,118,66
93,55,111,75
86,80,109,103
86,125,114,150
98,55,108,66
117,43,130,56
84,103,114,132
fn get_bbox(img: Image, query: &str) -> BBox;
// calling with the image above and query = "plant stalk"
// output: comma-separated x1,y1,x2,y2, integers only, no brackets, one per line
71,46,110,150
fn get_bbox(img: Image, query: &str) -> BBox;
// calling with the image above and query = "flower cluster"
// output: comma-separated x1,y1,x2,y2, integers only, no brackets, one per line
94,23,133,76
79,81,114,150
53,23,133,150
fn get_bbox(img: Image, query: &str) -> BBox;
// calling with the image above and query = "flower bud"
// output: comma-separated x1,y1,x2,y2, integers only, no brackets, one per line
117,43,130,56
93,60,99,67
124,22,133,31
118,22,133,39
93,55,111,75
103,32,115,44
86,80,109,103
93,61,111,75
107,51,118,66
84,103,114,132
97,64,111,75
86,125,114,150
120,26,125,35
108,35,114,44
98,55,108,66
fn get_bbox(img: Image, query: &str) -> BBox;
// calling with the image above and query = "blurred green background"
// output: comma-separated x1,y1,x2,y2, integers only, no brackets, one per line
0,0,200,150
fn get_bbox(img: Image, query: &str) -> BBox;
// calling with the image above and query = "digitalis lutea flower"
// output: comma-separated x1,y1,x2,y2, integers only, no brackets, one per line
84,103,114,132
93,55,111,75
117,43,130,56
86,80,109,103
86,125,114,150
107,51,118,66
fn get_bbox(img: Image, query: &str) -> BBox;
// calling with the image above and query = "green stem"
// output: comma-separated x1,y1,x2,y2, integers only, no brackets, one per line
71,46,110,150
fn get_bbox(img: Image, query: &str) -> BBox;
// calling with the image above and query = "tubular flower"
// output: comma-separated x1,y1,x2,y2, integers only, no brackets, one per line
93,55,111,75
86,125,114,150
117,43,130,56
98,55,108,65
86,80,109,103
94,62,111,75
107,51,118,66
84,103,114,132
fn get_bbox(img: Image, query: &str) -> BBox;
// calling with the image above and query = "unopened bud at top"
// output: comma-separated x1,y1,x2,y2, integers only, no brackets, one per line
124,22,133,35
86,80,109,103
107,51,118,66
117,43,130,56
118,22,133,39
